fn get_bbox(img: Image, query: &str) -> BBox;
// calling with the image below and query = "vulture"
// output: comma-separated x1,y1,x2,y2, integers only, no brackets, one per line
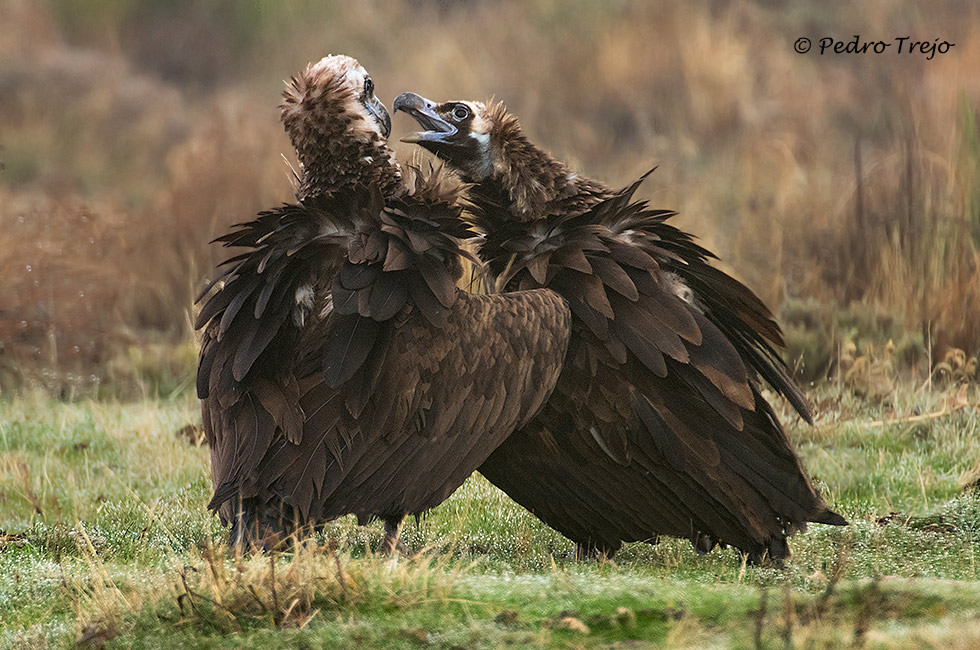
394,93,846,562
196,56,571,550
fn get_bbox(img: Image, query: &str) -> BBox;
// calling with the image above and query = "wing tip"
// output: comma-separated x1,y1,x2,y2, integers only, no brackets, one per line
812,508,848,527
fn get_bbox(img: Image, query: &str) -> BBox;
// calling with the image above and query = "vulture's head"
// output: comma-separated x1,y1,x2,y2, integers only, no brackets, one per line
393,92,513,183
281,55,391,159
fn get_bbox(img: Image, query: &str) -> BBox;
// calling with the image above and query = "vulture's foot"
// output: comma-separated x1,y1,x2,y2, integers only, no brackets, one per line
380,517,408,556
744,537,789,567
692,533,718,555
227,499,294,552
572,541,616,562
228,519,289,552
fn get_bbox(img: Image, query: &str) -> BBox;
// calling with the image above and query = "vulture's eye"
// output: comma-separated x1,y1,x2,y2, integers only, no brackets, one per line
451,105,469,121
364,78,374,96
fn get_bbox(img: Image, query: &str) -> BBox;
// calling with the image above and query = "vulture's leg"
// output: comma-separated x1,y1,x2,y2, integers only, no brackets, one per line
745,550,770,566
745,537,789,567
227,497,290,552
692,533,717,555
256,503,292,550
227,497,255,552
572,540,615,561
228,520,247,552
381,515,407,555
572,542,594,561
642,534,661,548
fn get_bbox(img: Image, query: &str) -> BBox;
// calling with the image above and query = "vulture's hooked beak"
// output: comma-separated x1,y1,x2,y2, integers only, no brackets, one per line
365,95,392,138
393,92,456,144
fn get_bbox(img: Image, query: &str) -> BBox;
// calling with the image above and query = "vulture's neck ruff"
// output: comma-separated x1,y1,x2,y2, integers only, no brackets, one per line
281,55,401,201
393,94,614,225
394,95,615,287
477,103,593,218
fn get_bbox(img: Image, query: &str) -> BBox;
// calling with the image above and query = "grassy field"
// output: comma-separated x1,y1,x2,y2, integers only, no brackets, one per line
1,383,979,648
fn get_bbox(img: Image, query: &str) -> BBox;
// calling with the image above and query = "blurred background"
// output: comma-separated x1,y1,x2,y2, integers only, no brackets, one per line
1,0,978,399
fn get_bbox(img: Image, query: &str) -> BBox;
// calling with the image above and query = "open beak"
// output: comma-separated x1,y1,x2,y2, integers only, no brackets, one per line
392,92,456,144
365,95,391,138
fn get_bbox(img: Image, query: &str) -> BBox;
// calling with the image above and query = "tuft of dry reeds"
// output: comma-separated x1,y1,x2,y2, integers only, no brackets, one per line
69,537,473,640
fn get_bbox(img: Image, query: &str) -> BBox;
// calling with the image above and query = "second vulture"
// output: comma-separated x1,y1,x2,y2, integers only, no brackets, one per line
394,92,846,562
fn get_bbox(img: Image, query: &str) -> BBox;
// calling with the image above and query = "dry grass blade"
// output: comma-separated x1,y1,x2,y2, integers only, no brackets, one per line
866,385,975,427
166,540,470,632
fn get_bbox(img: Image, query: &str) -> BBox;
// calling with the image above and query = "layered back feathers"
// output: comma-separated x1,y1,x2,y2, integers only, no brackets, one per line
196,168,471,394
435,100,844,559
198,56,473,527
466,110,812,423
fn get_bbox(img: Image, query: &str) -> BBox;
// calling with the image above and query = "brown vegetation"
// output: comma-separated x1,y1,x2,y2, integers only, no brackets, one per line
2,0,978,396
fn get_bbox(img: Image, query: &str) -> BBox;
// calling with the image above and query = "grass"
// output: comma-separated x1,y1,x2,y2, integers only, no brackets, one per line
1,382,980,648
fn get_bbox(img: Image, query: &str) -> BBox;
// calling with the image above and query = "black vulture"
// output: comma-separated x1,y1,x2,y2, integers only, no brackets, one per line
394,92,845,562
197,57,571,550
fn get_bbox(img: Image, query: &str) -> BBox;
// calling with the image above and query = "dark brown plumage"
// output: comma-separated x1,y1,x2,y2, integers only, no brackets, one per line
197,58,571,549
394,93,845,562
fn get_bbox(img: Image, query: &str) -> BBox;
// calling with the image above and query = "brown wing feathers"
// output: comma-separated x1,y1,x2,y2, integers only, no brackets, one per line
477,191,842,557
198,58,574,548
428,102,846,560
198,185,488,515
604,190,815,422
251,287,570,526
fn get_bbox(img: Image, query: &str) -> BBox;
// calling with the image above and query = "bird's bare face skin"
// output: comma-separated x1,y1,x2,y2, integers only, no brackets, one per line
291,55,391,139
393,92,492,181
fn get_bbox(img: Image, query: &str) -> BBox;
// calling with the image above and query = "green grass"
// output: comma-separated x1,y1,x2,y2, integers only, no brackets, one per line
1,384,979,648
